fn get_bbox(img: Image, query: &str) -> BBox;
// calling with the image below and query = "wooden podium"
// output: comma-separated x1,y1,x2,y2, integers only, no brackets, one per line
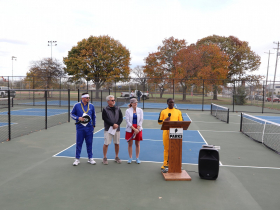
161,121,192,181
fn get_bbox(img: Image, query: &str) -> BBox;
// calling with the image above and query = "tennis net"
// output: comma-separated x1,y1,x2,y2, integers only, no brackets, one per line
211,103,229,123
240,113,280,154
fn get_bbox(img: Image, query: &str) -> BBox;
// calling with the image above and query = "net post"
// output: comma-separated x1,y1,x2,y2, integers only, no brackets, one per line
68,89,70,122
261,121,266,144
240,113,243,132
45,90,47,130
8,89,11,141
227,108,229,124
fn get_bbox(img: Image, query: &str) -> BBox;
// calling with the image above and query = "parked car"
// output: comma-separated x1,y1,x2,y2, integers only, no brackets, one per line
266,96,280,102
0,86,16,98
120,90,149,100
255,95,263,101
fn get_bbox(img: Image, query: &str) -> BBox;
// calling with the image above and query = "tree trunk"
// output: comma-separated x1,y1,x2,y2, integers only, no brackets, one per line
95,82,101,99
182,85,187,101
213,85,218,100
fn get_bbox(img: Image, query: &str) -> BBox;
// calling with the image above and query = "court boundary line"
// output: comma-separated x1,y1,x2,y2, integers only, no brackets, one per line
198,130,240,133
52,128,105,157
51,156,280,170
198,130,223,166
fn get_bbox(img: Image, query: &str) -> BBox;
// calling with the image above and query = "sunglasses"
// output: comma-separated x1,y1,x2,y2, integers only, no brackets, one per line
85,97,90,99
110,100,115,102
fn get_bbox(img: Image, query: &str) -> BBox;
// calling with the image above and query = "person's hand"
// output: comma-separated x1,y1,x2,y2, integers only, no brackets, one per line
164,117,170,122
137,125,140,130
134,129,139,134
79,117,85,122
113,124,118,129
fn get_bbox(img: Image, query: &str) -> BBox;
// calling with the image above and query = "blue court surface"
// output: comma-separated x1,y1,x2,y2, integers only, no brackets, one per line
54,128,206,164
0,122,16,127
255,116,280,124
120,102,210,110
0,108,68,117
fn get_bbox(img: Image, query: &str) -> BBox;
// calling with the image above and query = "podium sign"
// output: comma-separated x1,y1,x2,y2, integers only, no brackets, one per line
161,121,192,181
169,128,183,139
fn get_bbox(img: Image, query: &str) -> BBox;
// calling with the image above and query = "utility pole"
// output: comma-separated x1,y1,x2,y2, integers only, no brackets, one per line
273,41,280,100
264,51,274,98
11,56,17,88
48,41,57,60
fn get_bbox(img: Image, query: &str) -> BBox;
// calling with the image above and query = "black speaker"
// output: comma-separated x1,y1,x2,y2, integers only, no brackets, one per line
198,146,219,180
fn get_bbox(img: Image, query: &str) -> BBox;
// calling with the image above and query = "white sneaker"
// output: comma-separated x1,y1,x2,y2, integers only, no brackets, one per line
88,158,96,165
73,159,80,166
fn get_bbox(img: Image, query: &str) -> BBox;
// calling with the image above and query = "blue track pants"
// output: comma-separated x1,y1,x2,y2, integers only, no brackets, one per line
75,127,93,159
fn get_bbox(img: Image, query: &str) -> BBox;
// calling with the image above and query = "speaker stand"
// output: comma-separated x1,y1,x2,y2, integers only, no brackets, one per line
162,170,191,181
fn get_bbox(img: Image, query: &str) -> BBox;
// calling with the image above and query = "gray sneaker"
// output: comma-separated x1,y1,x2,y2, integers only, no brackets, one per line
115,157,122,164
102,158,108,165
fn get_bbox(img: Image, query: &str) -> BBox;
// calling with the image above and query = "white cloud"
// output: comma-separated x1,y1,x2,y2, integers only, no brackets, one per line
0,0,280,81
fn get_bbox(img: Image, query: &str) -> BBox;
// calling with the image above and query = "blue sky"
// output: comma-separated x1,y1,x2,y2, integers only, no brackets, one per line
1,0,280,82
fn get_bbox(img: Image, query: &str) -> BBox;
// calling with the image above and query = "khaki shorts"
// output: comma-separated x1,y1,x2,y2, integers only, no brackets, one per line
104,131,120,145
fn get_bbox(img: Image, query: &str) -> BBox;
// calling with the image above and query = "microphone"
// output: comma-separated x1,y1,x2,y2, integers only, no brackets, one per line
168,113,171,117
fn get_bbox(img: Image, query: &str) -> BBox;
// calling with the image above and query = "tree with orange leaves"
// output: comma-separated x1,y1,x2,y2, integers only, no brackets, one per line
173,43,230,100
144,37,187,98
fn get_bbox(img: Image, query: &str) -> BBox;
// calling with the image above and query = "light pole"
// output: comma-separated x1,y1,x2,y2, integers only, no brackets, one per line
48,41,57,60
11,56,17,88
264,51,273,98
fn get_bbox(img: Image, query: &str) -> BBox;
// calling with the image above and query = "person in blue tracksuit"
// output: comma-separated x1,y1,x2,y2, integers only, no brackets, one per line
70,93,96,166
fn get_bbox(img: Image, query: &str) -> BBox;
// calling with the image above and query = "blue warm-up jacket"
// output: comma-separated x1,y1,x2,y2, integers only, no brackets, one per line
70,101,96,130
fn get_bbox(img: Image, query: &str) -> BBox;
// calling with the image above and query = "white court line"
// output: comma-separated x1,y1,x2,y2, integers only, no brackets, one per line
185,113,192,121
52,128,105,157
52,155,280,170
198,130,223,166
92,137,204,143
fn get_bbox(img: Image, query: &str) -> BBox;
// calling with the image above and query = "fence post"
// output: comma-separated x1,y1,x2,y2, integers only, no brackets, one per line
233,81,235,112
115,79,117,99
262,84,265,114
143,79,145,110
101,90,103,112
8,90,11,141
68,89,70,122
173,79,175,99
78,89,80,102
202,80,204,111
45,90,47,130
91,90,93,104
59,78,61,107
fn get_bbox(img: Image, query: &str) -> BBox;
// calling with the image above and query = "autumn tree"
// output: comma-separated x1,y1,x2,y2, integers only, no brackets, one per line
197,44,230,100
63,35,131,97
174,43,230,100
196,35,261,82
144,37,187,98
173,44,203,100
25,58,65,91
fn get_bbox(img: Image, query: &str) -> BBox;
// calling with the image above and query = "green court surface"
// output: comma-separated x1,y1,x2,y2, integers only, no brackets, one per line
0,108,280,210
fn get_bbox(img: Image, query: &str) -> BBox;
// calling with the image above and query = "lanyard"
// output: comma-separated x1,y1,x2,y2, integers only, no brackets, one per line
81,102,89,114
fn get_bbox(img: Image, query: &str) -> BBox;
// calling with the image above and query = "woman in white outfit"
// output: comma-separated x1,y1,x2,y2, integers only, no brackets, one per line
125,98,143,164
